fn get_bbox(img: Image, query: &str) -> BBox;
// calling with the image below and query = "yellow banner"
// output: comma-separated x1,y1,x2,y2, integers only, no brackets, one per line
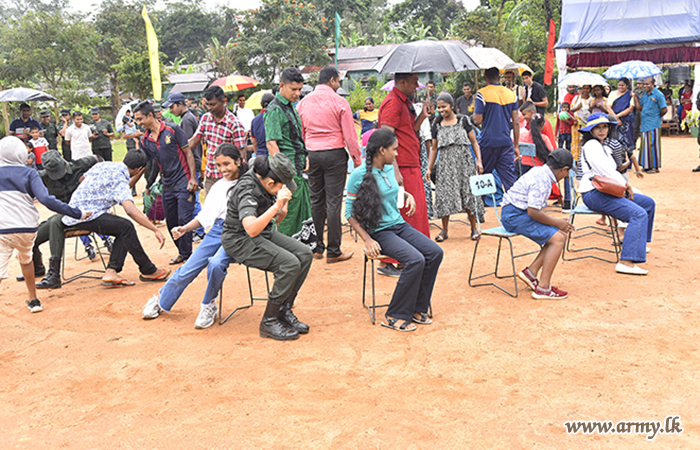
142,6,162,100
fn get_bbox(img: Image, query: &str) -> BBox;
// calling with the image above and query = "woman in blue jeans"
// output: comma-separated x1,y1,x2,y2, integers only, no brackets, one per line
346,128,443,332
141,144,246,328
578,113,655,276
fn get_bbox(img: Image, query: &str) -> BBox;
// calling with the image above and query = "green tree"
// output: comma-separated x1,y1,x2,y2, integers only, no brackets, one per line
231,0,330,83
115,49,168,99
156,2,219,62
202,37,238,79
92,0,152,116
386,0,464,40
2,11,95,100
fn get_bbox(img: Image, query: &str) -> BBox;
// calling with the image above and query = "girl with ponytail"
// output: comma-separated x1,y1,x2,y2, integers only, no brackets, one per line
142,143,248,330
346,128,443,332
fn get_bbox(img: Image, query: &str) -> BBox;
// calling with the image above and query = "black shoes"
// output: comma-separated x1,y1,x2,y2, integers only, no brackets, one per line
36,256,61,289
279,300,309,334
259,301,299,341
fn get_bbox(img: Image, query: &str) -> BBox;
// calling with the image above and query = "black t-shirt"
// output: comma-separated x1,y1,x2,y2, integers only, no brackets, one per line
527,82,547,115
454,95,474,116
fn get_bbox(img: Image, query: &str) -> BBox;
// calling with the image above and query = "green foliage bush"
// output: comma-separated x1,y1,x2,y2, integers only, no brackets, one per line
348,85,388,113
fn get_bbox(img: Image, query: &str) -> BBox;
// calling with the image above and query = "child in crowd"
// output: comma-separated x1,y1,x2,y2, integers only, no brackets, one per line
142,144,247,329
28,126,49,170
0,137,89,313
346,128,443,332
556,102,575,150
501,148,575,300
24,141,35,167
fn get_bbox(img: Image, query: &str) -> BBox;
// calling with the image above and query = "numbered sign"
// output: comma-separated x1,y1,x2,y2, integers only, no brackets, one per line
470,174,497,197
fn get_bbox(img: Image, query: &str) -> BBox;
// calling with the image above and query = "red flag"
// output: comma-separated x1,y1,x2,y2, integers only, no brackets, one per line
544,19,556,86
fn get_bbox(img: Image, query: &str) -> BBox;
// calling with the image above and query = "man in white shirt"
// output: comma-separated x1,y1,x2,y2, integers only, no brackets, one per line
64,111,92,160
235,94,256,159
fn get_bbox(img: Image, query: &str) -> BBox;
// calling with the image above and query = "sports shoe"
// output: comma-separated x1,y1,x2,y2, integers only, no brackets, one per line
85,244,97,262
377,263,401,278
562,201,572,213
104,237,114,254
194,301,218,329
26,299,43,313
532,285,568,300
193,233,205,243
142,294,162,319
517,267,538,290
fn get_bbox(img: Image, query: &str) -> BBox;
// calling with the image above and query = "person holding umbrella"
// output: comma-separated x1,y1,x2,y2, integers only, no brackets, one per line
378,73,432,238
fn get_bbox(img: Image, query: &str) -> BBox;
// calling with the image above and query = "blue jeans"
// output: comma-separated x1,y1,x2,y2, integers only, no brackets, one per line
481,144,518,192
158,220,235,311
371,222,443,321
193,173,204,236
581,190,655,263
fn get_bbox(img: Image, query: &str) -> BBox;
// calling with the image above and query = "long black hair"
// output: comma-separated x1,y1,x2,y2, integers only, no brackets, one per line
214,143,248,180
529,113,550,163
352,128,397,232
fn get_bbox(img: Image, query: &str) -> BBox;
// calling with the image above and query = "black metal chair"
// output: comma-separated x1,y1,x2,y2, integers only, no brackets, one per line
61,229,107,284
218,265,271,325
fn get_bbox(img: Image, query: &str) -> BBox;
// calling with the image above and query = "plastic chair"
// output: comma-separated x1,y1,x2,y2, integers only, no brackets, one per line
218,265,271,325
518,143,537,176
467,174,539,297
562,171,621,263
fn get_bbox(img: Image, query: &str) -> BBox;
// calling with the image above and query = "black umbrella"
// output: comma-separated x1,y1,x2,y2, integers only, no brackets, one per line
0,87,57,102
373,40,479,74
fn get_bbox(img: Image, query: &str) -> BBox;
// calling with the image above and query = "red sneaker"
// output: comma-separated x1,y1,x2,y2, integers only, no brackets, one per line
517,267,539,291
532,285,568,300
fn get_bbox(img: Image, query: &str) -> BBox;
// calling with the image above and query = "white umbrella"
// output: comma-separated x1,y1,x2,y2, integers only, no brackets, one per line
558,71,609,87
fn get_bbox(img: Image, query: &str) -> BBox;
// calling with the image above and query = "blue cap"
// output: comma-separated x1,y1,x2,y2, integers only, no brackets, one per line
579,112,617,132
162,92,186,108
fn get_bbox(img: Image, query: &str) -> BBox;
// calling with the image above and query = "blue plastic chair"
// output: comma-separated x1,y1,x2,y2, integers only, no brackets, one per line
468,174,539,298
518,143,537,176
562,171,621,263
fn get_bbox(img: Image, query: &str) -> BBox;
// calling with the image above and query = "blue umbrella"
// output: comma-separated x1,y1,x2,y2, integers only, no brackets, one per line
603,61,661,79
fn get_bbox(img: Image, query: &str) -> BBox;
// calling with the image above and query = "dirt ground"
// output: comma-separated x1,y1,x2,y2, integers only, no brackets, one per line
1,135,699,449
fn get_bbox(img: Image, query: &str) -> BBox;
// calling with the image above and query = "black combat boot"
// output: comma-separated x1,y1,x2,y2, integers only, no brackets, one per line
259,301,299,341
279,296,309,334
36,256,61,289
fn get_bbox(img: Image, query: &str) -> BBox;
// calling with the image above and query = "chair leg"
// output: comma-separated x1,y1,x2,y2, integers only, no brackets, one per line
218,266,267,325
562,212,620,263
62,234,107,284
468,235,517,297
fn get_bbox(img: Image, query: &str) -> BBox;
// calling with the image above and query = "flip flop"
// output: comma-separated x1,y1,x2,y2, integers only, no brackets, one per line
169,255,187,265
596,218,607,226
435,231,448,242
139,268,171,282
100,279,135,288
381,316,417,332
412,312,433,325
471,229,480,241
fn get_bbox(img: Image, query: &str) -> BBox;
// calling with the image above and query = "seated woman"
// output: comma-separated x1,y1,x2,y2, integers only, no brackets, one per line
142,144,247,329
346,128,443,332
426,92,484,242
221,153,313,341
578,113,656,276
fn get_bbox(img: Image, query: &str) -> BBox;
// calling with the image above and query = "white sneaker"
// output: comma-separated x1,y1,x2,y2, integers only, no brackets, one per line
646,246,650,253
615,263,648,276
194,301,218,329
142,294,162,319
618,221,628,229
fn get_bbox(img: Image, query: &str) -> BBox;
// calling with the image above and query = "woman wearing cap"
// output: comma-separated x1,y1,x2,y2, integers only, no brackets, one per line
578,113,656,276
426,92,484,242
221,153,313,341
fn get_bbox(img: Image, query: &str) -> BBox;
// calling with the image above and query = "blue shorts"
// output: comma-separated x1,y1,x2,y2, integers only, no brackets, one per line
501,204,558,246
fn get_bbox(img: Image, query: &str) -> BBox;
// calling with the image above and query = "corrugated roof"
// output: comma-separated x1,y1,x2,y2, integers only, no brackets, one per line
171,82,209,94
167,72,211,84
337,44,400,61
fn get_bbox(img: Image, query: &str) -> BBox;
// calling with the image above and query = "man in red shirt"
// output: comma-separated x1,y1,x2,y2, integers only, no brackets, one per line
378,73,431,237
298,66,362,263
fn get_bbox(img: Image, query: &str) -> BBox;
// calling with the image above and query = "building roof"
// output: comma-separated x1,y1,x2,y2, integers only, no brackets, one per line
170,82,209,94
166,72,211,85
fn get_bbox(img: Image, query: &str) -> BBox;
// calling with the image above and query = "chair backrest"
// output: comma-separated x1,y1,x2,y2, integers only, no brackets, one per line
470,173,502,230
519,143,537,158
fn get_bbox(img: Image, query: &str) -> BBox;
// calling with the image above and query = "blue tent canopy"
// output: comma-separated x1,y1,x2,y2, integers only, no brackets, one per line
556,0,700,50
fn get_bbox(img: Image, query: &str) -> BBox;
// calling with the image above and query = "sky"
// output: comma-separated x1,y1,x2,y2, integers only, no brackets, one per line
68,0,481,17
